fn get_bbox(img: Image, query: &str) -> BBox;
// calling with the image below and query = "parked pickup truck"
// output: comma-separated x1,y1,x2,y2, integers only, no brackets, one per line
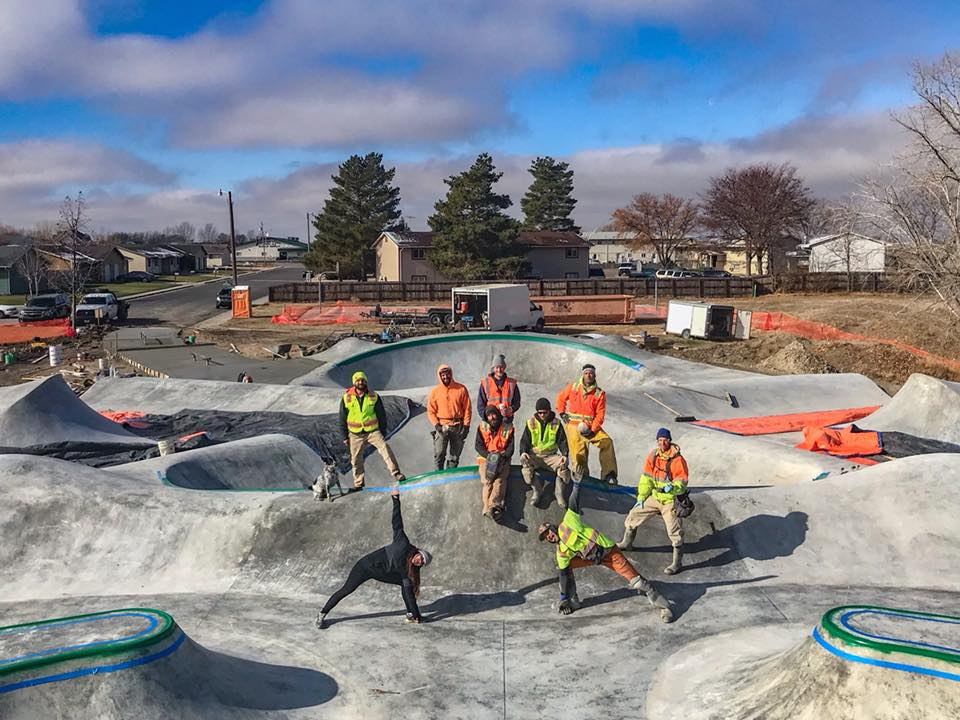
75,291,129,325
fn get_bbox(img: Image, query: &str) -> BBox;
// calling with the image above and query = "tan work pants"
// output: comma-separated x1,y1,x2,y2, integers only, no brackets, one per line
348,430,403,488
624,496,683,548
520,452,572,499
564,423,617,480
477,457,510,515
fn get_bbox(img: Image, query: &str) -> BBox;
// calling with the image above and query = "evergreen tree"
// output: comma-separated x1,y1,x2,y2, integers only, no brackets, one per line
521,156,580,232
304,153,403,279
428,153,524,280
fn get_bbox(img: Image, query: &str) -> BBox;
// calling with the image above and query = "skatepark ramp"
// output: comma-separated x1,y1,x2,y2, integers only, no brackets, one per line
646,605,960,720
860,373,960,444
0,608,336,719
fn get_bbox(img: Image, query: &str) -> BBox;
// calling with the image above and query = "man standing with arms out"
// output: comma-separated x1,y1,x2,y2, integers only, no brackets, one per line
477,354,521,425
538,481,673,623
555,363,618,485
427,364,472,470
519,397,572,508
475,405,514,521
339,371,406,491
618,428,688,575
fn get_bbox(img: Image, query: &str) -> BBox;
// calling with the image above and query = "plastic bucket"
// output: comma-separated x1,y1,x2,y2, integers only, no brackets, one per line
3,352,14,365
98,358,107,372
48,345,62,367
158,439,175,456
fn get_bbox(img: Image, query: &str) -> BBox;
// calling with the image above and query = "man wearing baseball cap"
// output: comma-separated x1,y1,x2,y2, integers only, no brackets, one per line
618,427,689,575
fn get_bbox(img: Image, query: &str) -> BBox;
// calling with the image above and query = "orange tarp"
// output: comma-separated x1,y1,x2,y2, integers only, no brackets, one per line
0,319,75,344
751,311,960,373
795,425,883,457
692,406,881,436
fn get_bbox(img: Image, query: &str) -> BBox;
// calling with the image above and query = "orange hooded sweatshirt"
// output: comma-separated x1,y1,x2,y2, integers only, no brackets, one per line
427,364,472,429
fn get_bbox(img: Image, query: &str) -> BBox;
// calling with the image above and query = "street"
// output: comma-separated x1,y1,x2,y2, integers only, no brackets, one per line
126,264,305,327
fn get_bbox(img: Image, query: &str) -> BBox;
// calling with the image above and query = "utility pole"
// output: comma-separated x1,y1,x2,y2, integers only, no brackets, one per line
221,189,239,287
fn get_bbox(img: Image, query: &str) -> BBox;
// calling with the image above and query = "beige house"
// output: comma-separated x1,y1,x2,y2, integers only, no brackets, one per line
373,231,590,281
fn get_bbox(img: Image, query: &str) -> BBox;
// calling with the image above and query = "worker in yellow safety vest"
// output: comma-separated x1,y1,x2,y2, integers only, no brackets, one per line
519,397,572,508
338,371,406,490
537,481,673,623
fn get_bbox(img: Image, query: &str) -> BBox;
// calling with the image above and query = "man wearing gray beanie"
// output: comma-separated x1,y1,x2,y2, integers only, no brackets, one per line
477,353,521,424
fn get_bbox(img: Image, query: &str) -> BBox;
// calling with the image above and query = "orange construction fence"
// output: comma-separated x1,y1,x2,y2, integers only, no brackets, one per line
0,318,75,344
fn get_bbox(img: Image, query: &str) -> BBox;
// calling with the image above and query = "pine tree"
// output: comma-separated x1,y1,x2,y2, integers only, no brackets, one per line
305,153,403,279
428,153,524,280
521,156,580,232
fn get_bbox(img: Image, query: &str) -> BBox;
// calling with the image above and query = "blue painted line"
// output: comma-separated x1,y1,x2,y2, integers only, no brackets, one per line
812,627,960,683
0,631,186,695
372,471,640,497
0,613,159,667
838,609,960,656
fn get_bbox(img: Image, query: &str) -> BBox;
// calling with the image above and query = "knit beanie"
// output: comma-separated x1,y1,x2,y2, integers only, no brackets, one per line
417,548,432,566
492,354,507,369
535,397,551,412
657,427,672,441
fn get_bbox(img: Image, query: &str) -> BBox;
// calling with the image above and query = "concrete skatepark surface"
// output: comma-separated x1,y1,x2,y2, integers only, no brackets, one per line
2,331,959,718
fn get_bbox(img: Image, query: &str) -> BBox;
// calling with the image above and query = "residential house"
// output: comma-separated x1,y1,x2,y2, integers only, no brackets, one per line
166,244,208,273
584,231,652,265
118,246,184,275
372,231,590,281
804,233,887,273
0,245,49,295
38,246,101,279
235,236,308,262
201,244,232,268
84,245,129,282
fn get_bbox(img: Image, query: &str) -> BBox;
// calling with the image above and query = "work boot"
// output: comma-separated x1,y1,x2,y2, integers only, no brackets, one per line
490,506,504,522
617,527,636,550
315,612,328,630
395,474,406,483
530,481,542,505
631,578,674,623
602,473,618,486
554,485,567,509
569,593,581,611
664,547,683,575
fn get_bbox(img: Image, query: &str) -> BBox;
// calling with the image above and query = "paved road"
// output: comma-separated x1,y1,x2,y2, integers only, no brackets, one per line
126,264,305,327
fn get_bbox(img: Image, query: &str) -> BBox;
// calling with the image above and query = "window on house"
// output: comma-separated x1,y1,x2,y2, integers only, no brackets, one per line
565,248,579,259
411,248,426,260
411,274,427,282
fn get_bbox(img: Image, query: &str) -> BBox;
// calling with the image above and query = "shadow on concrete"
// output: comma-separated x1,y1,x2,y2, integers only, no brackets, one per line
579,575,778,621
423,578,555,621
632,512,810,571
190,645,339,710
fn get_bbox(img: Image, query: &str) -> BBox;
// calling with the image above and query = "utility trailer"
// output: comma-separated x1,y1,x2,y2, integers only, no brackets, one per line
452,284,544,331
364,305,453,326
665,300,751,340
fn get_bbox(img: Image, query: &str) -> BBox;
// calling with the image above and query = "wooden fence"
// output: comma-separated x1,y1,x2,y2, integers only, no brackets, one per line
770,272,904,293
269,276,773,304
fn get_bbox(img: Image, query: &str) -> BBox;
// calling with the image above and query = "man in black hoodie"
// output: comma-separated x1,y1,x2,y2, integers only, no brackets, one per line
519,397,572,508
316,489,432,628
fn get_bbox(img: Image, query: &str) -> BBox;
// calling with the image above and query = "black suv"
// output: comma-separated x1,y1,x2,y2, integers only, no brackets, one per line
216,286,233,309
19,294,70,322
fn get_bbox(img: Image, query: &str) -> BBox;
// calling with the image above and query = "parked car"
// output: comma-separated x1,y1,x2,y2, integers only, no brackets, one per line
19,294,70,322
627,270,656,278
216,286,233,309
655,268,701,279
0,304,20,319
617,262,637,276
116,271,157,283
698,268,733,278
74,291,130,325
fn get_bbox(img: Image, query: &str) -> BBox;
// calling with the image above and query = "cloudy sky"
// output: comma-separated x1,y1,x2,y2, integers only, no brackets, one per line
1,0,958,238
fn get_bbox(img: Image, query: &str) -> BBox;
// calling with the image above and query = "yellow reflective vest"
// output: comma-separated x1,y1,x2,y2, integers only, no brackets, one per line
555,509,615,570
343,388,379,433
527,417,560,453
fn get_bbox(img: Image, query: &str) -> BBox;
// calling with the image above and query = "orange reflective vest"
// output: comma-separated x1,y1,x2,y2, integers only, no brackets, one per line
480,421,513,453
343,388,379,433
482,375,517,420
555,380,606,432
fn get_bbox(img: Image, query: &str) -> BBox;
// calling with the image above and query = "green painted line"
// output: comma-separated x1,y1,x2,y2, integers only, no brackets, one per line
820,605,960,666
328,332,645,371
0,608,175,678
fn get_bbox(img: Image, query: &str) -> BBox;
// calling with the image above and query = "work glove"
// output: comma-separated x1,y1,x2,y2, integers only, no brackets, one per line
460,425,470,440
558,599,575,615
520,452,531,464
662,482,674,494
434,423,443,434
560,412,571,424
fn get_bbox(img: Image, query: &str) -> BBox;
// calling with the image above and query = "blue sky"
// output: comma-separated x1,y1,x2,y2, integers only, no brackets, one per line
1,0,958,237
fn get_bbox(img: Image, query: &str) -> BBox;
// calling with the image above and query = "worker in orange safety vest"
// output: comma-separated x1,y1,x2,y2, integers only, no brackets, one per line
477,354,520,424
475,405,515,521
555,364,618,485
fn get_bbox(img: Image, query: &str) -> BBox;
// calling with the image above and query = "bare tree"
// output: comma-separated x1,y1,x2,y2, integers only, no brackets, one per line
610,193,700,266
14,249,48,297
47,192,100,325
198,222,219,244
702,163,815,275
857,53,960,320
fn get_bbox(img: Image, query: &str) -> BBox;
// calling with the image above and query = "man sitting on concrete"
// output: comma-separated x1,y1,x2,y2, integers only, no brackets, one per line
556,363,618,485
475,405,514,521
338,371,406,491
519,397,572,508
